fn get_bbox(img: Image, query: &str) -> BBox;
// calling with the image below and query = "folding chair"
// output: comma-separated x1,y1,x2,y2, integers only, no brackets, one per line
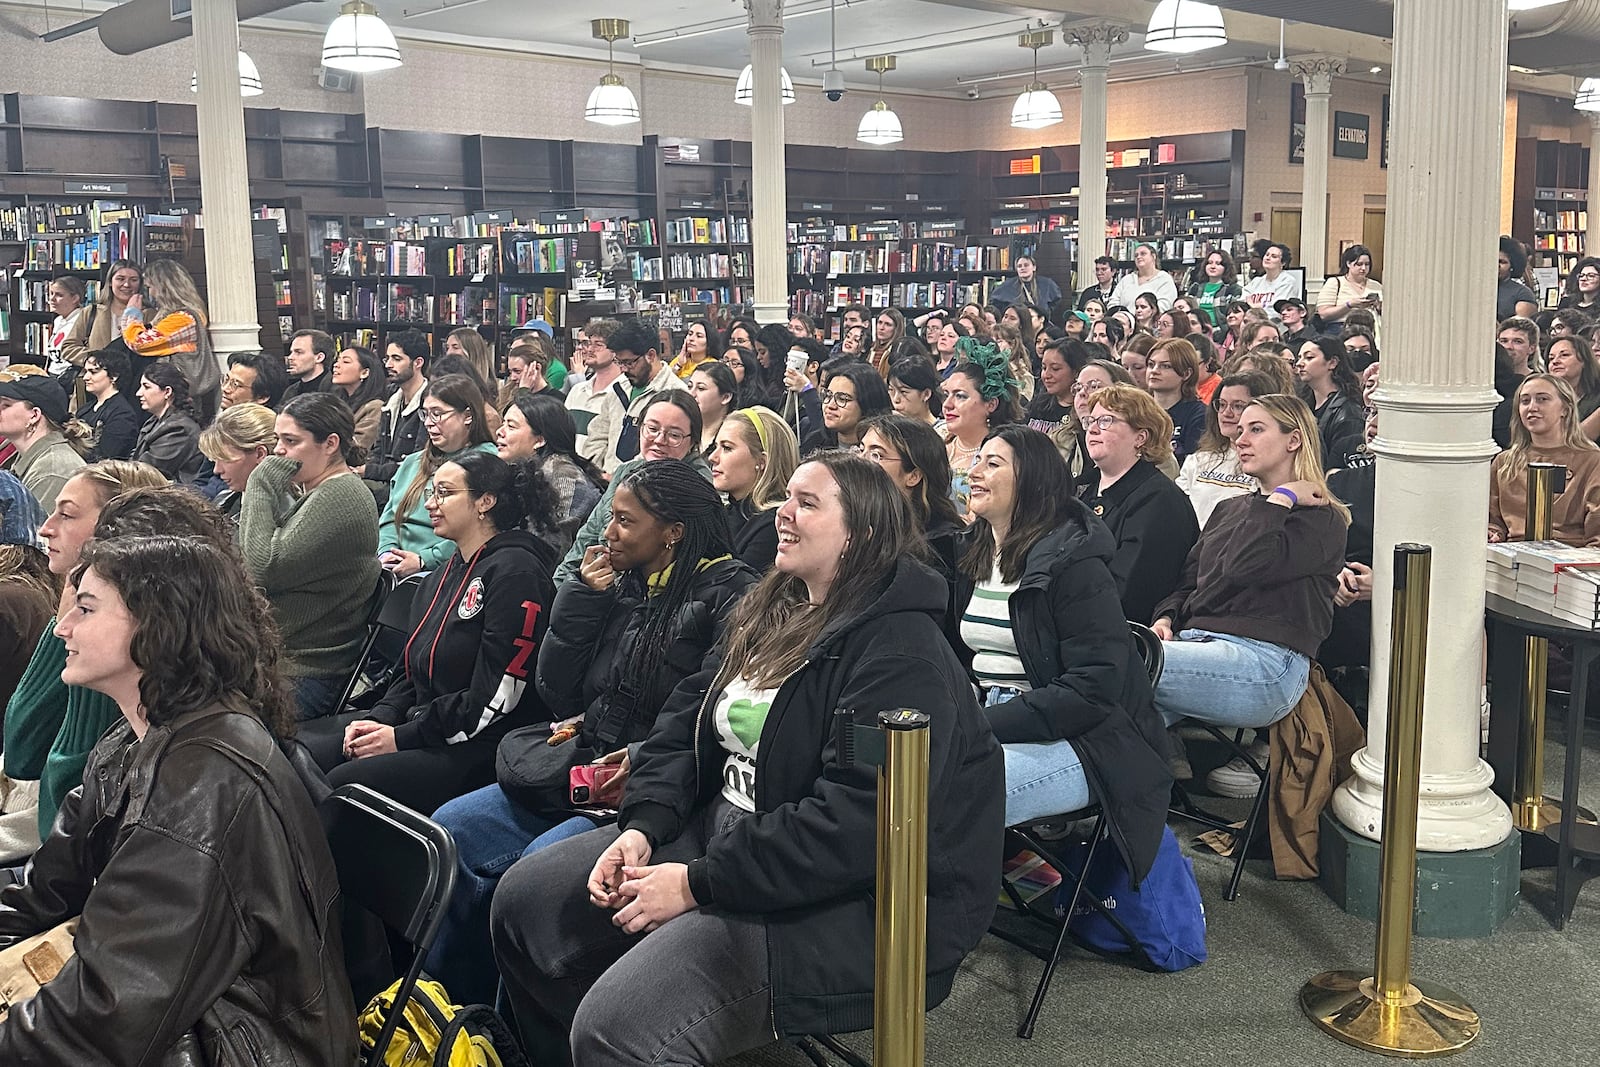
1167,732,1269,902
335,572,424,712
322,784,458,1067
989,622,1164,1039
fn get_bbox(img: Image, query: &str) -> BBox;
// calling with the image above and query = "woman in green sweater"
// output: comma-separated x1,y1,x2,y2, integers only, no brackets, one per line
2,460,166,851
378,374,496,578
239,393,382,721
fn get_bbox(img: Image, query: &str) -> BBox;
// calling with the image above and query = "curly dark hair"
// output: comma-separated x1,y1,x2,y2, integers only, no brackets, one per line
451,449,561,542
72,535,294,738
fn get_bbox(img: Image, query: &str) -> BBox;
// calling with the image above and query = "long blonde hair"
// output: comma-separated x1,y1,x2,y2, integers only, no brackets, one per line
1244,394,1351,526
450,327,495,387
142,259,207,320
1503,373,1598,476
722,406,799,511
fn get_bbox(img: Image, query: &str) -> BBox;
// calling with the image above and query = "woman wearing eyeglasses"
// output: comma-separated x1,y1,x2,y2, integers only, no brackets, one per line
554,392,709,585
238,393,381,721
1175,370,1279,526
378,374,497,579
299,451,558,816
801,362,892,454
1316,244,1383,326
1559,256,1600,316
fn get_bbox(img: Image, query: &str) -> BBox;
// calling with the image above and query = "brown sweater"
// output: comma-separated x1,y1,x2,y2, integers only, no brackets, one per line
1488,445,1600,547
1154,493,1348,658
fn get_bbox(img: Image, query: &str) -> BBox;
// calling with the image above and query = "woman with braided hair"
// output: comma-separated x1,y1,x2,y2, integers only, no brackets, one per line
943,338,1022,520
426,458,756,1004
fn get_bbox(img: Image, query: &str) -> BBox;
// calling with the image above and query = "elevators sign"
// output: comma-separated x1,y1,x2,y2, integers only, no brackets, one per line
1334,111,1370,160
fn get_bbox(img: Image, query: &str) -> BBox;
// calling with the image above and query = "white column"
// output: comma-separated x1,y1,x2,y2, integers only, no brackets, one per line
192,0,261,364
746,0,789,325
1587,113,1600,260
1330,0,1512,853
1067,22,1128,292
1292,55,1344,286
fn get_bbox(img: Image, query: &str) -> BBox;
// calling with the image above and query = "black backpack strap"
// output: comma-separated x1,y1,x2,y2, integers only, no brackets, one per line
433,1004,531,1067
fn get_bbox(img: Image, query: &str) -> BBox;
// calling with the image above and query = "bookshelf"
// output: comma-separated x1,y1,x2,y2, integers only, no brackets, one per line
1512,137,1590,301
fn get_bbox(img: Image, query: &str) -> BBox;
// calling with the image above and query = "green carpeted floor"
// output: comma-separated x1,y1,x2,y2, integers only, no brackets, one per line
727,716,1599,1067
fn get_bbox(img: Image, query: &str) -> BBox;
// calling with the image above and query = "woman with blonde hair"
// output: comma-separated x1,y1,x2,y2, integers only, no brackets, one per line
446,327,497,393
1488,373,1600,546
1153,394,1349,796
1177,370,1280,527
86,259,142,354
1079,384,1200,623
708,406,800,571
1223,347,1297,395
121,258,220,422
198,401,277,518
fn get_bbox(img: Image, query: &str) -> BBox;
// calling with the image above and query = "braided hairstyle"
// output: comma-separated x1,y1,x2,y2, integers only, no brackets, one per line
611,459,732,704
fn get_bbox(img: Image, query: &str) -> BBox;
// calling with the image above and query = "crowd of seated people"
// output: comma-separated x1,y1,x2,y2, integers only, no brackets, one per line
4,259,1580,1065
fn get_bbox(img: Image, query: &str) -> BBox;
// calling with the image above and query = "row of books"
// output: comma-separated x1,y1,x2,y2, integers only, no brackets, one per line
505,237,574,275
440,241,499,276
782,220,971,243
328,285,493,325
1535,209,1588,232
501,288,563,327
803,244,1017,276
819,281,993,310
329,236,587,277
15,278,101,311
1486,540,1600,627
665,285,750,305
25,235,106,272
665,252,751,280
0,201,104,239
629,254,663,282
663,216,752,245
1535,233,1585,254
627,219,658,246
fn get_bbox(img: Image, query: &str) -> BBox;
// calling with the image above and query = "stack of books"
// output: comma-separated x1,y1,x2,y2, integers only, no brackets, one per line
1486,540,1600,627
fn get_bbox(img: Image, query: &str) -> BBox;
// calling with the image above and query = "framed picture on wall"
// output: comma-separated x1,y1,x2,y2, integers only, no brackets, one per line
1335,111,1370,160
1381,94,1390,169
1290,83,1306,165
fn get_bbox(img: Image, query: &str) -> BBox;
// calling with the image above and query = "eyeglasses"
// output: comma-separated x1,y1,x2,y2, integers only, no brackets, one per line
1083,414,1128,432
615,353,649,369
423,482,466,501
858,446,904,465
1070,381,1106,396
819,390,856,407
640,421,690,444
421,407,461,425
1580,271,1600,280
1216,400,1254,415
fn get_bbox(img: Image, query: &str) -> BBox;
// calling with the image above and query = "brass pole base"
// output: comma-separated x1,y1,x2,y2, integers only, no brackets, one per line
1301,971,1480,1058
1513,795,1598,834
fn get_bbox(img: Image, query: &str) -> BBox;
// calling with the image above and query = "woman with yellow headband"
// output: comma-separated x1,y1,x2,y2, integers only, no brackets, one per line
709,406,800,571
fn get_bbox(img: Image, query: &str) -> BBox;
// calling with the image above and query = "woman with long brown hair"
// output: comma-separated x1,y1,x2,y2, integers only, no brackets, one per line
491,451,1002,1065
121,258,220,422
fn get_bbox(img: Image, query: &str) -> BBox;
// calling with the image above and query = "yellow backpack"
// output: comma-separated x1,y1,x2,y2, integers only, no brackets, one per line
358,977,527,1067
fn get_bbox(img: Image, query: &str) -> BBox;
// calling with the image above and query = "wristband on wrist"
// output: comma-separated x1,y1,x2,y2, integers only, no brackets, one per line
1272,486,1298,507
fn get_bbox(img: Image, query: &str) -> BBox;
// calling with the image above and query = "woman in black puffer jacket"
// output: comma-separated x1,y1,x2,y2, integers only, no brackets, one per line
425,460,755,1005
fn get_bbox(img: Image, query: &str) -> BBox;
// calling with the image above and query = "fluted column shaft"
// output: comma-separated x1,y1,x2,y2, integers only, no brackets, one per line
1293,56,1344,283
746,0,789,325
1588,113,1600,260
1330,0,1511,853
1068,23,1126,291
192,0,261,362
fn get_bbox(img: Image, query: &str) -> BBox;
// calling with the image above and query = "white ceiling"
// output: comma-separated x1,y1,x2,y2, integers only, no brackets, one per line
243,0,1281,96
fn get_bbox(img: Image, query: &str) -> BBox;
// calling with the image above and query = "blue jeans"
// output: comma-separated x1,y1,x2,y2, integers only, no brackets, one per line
1153,629,1310,730
428,784,596,1004
1002,740,1091,827
291,674,342,722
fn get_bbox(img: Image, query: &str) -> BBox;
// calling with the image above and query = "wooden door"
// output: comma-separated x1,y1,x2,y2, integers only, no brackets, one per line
1362,208,1387,282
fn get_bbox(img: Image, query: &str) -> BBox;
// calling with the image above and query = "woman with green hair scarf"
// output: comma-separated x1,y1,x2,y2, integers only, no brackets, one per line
941,338,1023,521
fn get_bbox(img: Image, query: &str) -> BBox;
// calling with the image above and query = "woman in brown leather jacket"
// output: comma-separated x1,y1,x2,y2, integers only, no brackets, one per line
0,535,355,1067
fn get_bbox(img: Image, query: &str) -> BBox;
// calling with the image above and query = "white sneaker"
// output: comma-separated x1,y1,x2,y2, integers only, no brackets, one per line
1206,740,1269,799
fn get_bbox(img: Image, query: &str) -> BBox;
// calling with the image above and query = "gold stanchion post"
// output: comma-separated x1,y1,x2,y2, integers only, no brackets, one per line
1514,462,1564,831
1300,544,1481,1056
874,709,930,1067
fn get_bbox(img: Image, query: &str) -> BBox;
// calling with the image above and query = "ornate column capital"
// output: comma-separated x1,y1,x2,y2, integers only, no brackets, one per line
744,0,784,33
1290,54,1346,95
1065,20,1129,68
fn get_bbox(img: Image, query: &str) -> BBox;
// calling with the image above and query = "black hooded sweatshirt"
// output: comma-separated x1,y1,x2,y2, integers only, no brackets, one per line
619,556,1004,1038
371,529,556,751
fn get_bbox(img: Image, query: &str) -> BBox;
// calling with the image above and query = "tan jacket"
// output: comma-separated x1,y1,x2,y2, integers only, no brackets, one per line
1267,663,1366,880
1488,445,1600,547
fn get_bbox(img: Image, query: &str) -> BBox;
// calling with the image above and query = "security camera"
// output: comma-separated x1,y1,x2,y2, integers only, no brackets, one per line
965,87,980,100
823,69,847,102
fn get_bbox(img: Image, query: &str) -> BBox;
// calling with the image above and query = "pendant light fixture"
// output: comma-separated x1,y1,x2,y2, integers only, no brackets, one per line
321,1,402,73
1576,77,1600,112
585,19,640,126
191,51,264,97
1010,29,1062,130
857,55,903,146
1145,0,1227,54
735,64,796,106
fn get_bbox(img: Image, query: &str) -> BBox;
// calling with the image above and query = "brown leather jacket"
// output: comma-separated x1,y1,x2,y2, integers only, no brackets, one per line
0,700,357,1066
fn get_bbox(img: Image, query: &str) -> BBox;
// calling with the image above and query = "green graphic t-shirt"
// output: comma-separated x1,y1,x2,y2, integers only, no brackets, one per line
714,674,788,812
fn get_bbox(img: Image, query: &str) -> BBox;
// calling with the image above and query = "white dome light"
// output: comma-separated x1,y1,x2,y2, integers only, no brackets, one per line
1011,29,1062,130
735,64,796,105
857,101,903,145
586,76,641,125
191,51,264,97
1145,0,1228,55
1576,77,1600,112
321,1,402,73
